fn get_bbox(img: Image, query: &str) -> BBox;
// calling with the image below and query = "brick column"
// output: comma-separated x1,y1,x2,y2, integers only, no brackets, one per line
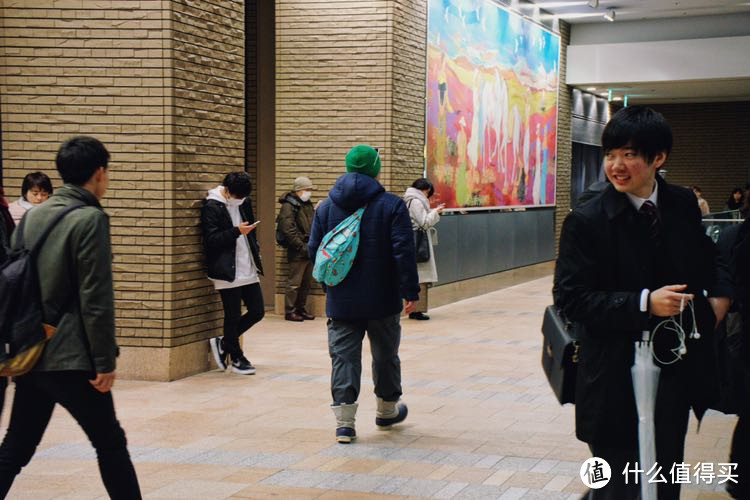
0,0,245,380
273,0,428,314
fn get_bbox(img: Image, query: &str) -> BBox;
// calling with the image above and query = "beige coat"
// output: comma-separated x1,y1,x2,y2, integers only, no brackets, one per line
403,187,440,283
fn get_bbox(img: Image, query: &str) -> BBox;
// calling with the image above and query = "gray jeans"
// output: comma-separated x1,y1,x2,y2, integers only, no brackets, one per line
327,313,403,405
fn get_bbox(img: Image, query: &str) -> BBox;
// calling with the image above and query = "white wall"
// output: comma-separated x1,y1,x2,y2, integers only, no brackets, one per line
567,36,750,85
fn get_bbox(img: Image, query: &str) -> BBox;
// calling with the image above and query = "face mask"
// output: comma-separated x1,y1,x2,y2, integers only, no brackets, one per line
299,191,312,202
227,197,245,207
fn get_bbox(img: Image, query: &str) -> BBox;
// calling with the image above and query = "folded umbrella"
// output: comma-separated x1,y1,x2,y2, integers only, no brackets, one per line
632,331,660,500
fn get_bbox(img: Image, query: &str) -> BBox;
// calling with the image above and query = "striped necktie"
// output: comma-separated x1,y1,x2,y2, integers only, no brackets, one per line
639,200,660,241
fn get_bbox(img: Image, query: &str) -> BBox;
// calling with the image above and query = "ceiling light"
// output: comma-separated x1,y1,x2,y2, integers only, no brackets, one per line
612,96,623,101
586,87,597,91
534,1,587,7
587,0,599,7
603,9,616,21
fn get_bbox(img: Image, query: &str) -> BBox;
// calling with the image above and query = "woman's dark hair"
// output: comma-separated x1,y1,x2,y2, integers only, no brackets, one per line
56,136,110,185
222,171,252,198
727,187,745,209
601,105,673,164
21,172,53,199
691,186,701,194
412,178,434,198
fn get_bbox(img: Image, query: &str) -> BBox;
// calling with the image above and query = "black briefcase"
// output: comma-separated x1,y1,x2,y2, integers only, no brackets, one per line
541,305,579,405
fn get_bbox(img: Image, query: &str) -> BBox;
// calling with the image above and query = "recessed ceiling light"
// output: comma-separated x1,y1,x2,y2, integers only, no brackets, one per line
603,9,616,21
612,96,623,101
586,87,597,91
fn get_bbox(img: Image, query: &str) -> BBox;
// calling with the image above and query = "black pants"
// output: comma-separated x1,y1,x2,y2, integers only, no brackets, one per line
730,412,750,496
218,282,265,359
0,371,141,499
586,368,690,500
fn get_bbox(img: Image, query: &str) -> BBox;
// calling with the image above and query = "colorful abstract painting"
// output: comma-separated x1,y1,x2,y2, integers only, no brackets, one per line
426,0,560,209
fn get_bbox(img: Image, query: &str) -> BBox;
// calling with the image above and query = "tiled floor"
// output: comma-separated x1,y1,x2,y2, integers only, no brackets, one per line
0,276,736,499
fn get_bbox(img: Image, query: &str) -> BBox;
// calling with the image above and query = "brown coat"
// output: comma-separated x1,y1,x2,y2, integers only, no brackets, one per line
278,192,314,261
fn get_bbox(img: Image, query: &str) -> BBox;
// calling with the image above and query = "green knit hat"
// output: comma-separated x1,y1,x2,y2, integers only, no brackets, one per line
345,145,381,178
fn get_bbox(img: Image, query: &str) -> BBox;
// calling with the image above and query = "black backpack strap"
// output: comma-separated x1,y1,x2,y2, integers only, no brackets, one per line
16,203,86,256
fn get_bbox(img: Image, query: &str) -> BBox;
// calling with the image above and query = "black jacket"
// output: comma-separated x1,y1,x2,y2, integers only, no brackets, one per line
309,173,419,320
201,197,263,282
554,176,732,446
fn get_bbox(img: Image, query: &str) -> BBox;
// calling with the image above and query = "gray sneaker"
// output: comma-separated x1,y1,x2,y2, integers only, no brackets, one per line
209,337,227,370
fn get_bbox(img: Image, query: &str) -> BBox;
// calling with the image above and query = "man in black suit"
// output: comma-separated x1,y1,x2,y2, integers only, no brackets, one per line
554,106,732,499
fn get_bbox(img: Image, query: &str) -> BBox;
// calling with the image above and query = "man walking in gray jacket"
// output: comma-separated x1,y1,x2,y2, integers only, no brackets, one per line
0,137,141,499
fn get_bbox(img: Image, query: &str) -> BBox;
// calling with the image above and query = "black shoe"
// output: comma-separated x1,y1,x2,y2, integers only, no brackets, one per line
209,337,227,370
297,310,315,320
285,312,304,322
409,312,430,320
231,355,256,375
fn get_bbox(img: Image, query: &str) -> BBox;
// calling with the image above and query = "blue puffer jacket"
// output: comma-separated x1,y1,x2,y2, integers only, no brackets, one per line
309,173,420,320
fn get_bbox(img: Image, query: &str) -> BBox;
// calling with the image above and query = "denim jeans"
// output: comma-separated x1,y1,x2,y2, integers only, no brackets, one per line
0,371,141,499
327,313,402,404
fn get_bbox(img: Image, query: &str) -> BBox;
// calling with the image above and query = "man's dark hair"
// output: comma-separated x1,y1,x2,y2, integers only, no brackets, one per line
601,106,673,164
56,136,110,186
692,186,702,194
21,172,53,198
222,171,252,198
412,178,434,198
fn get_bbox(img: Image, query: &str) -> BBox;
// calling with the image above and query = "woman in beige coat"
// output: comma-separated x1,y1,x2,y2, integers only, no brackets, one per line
403,178,444,320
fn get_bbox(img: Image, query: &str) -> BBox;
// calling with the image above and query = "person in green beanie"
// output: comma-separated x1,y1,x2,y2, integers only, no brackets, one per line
345,144,382,178
309,144,420,443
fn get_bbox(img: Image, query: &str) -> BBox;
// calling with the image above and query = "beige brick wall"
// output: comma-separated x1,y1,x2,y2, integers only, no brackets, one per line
275,0,391,301
1,0,172,349
0,1,245,365
167,0,245,348
650,102,750,212
554,21,572,250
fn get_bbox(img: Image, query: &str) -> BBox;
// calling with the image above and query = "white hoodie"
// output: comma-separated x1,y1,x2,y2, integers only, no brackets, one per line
206,186,259,290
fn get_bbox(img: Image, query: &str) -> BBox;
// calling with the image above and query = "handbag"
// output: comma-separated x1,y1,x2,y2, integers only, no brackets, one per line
414,227,430,263
541,305,579,405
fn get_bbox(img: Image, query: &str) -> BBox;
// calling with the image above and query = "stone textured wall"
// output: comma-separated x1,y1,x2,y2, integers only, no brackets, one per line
275,0,394,308
168,0,245,349
650,101,750,212
0,0,172,349
0,0,246,378
554,21,572,250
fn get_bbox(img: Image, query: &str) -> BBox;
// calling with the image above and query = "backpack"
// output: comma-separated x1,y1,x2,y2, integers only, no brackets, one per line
0,204,83,376
275,197,301,247
312,206,366,286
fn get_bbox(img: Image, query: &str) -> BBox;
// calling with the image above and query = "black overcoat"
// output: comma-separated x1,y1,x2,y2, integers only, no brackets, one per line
554,175,732,446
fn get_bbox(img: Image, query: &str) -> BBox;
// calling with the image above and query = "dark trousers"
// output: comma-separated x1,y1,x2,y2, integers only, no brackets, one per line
285,258,313,314
730,413,750,496
327,313,402,405
587,368,690,500
218,282,265,359
0,371,141,499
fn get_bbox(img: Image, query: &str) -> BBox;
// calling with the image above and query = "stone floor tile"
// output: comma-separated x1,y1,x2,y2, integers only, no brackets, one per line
2,276,739,499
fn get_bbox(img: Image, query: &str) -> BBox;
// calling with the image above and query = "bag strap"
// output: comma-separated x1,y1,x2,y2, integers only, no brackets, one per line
405,199,427,231
16,203,86,256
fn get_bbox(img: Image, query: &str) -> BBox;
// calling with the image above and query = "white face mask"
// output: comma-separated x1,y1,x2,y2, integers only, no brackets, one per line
299,191,312,202
227,197,245,207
